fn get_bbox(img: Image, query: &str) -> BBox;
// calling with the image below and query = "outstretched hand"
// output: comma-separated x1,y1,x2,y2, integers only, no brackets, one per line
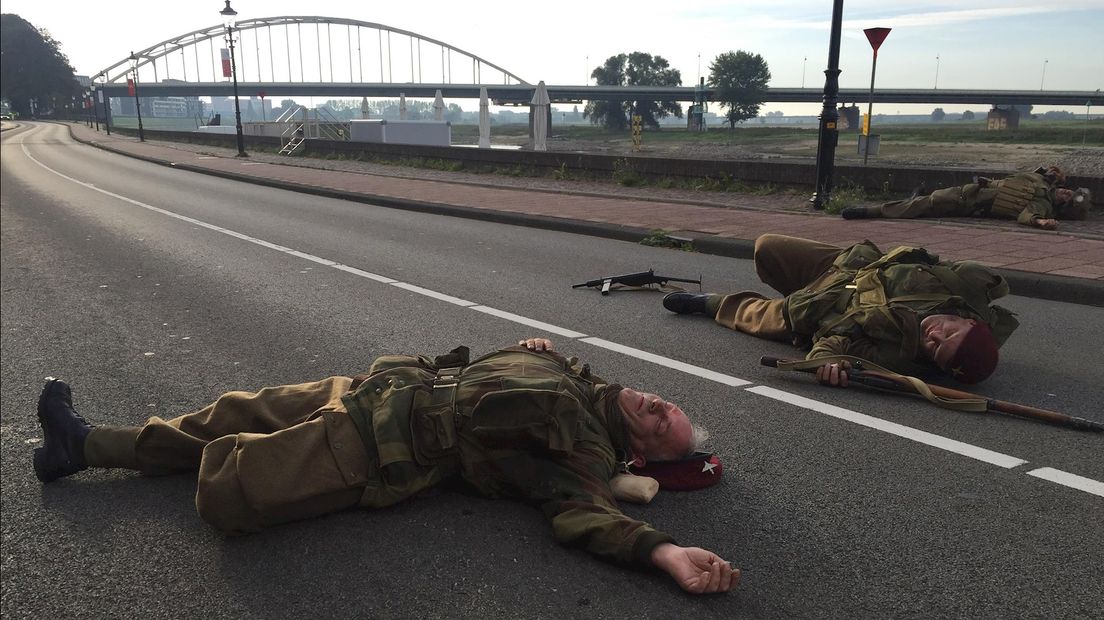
1034,218,1059,230
816,360,851,387
518,337,554,352
651,543,740,594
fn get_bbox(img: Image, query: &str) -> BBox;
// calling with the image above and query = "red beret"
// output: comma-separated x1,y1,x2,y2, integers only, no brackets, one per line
947,321,999,384
631,452,723,491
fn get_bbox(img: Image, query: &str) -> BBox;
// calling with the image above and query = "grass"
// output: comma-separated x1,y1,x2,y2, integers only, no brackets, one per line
639,230,694,251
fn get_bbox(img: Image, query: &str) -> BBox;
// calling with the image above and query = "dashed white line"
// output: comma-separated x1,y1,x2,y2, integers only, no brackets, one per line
19,129,1103,498
580,337,752,387
1025,468,1104,497
471,306,587,338
746,385,1028,468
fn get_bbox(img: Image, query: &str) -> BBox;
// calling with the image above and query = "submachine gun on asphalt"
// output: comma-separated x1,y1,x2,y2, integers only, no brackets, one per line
573,269,702,295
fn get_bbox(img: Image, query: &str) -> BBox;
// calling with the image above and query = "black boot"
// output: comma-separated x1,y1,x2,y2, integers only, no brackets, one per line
662,292,714,315
840,207,870,220
33,378,94,482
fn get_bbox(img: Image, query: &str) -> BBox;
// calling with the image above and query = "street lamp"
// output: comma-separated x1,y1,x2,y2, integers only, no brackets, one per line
98,72,111,135
934,54,940,89
220,0,247,157
129,52,145,142
1040,59,1048,90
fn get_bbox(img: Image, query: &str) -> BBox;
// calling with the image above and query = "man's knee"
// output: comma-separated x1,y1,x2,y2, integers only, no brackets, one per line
195,435,261,535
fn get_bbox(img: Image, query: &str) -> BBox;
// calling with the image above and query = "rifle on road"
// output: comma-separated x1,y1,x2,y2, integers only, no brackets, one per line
760,356,1103,433
572,269,701,296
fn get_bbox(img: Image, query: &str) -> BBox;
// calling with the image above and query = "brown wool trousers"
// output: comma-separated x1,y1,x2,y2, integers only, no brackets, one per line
714,234,843,340
83,377,370,534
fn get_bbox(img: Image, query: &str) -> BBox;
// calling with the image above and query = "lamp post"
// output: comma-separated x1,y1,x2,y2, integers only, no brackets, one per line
934,54,940,89
1040,59,1048,90
220,0,248,157
129,52,145,142
809,0,844,210
89,87,100,130
99,73,112,135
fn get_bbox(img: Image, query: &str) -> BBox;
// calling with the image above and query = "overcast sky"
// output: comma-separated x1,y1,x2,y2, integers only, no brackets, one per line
4,1,1102,114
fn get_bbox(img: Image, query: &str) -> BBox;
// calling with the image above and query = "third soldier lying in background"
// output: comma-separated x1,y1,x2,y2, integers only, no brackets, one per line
841,166,1091,230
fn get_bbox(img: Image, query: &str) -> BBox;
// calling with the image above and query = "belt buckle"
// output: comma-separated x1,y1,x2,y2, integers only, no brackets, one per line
434,367,461,389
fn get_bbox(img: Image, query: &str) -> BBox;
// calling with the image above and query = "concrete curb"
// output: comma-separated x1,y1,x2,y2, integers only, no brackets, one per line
66,125,1104,308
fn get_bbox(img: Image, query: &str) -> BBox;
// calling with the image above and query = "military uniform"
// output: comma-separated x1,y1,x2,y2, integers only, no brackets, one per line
869,172,1059,226
82,346,674,566
714,235,1019,376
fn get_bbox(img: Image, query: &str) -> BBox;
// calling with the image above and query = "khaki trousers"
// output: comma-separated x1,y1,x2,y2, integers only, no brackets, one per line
84,377,370,534
714,234,842,340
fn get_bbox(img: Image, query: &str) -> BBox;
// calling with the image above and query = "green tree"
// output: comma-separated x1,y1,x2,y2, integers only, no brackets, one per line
931,107,946,121
584,52,682,130
1,14,79,116
708,51,771,128
961,110,975,121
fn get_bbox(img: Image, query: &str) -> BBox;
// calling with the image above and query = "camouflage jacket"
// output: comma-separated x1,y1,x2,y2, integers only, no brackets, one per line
988,172,1058,224
341,345,674,566
786,242,1019,376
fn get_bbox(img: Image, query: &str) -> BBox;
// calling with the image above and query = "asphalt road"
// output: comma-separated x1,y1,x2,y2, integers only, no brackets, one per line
3,122,1102,619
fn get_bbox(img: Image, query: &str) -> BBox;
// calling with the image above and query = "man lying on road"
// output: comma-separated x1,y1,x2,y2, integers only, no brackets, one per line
663,234,1020,386
33,337,738,594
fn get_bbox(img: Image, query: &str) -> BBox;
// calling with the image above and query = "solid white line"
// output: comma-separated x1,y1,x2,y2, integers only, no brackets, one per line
1025,468,1104,497
745,385,1029,469
330,264,396,283
470,306,588,338
389,282,476,306
580,337,752,387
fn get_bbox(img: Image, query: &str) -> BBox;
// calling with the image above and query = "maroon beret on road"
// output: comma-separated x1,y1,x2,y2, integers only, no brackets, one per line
948,322,999,384
632,452,723,491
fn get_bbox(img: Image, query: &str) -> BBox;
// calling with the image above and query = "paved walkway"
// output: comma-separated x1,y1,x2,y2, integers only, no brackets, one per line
61,123,1104,304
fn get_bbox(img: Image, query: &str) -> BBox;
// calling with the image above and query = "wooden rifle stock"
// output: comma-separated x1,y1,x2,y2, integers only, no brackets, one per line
760,356,1103,433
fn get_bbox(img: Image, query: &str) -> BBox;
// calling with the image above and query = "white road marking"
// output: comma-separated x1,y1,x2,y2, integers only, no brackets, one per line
389,282,475,306
581,337,751,387
471,306,587,338
745,386,1029,468
1025,468,1104,497
19,128,1104,498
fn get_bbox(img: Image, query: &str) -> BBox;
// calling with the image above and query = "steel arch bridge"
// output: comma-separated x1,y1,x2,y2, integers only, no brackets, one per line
96,16,528,88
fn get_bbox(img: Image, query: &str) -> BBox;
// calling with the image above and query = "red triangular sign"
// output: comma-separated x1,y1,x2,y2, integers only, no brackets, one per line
864,27,891,52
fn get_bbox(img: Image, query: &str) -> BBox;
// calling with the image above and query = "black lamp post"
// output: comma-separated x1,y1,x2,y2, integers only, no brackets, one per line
220,0,247,157
129,52,146,142
809,0,844,210
99,73,112,135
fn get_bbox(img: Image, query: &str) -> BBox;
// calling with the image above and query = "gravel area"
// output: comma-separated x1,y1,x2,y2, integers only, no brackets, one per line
135,135,1104,238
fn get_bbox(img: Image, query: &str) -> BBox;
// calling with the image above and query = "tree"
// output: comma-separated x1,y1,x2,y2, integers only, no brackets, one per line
709,51,771,128
583,52,682,130
1,14,79,116
931,107,946,121
961,110,975,121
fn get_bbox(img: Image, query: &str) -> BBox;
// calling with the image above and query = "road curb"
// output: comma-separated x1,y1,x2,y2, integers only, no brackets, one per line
65,125,1104,307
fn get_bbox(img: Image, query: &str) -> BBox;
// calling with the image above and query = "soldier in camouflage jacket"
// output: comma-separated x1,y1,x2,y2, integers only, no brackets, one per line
32,338,738,594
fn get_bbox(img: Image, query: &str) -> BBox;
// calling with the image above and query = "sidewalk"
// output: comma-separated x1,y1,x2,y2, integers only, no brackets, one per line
63,122,1104,306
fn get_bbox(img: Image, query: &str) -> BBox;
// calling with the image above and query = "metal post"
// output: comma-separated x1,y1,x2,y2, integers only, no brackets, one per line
131,59,146,142
863,51,878,166
809,0,844,210
100,74,111,135
228,25,247,156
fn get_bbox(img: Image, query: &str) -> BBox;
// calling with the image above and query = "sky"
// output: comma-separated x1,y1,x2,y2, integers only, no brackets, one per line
4,0,1103,115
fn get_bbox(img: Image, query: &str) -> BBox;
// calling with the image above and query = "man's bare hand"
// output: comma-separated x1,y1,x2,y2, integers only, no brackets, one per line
816,360,851,387
518,338,554,352
1034,218,1059,230
650,543,739,594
